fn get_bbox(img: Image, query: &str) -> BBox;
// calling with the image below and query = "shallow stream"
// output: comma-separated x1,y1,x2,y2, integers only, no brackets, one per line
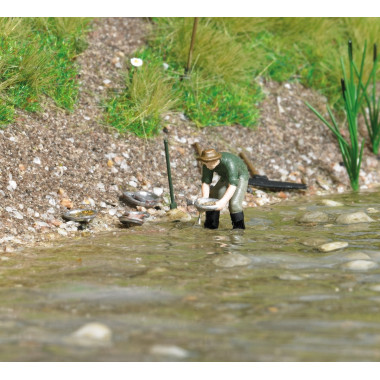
2,190,380,361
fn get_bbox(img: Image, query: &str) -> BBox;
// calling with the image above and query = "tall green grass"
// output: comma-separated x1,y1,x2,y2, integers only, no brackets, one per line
105,17,380,138
0,17,91,125
104,56,177,138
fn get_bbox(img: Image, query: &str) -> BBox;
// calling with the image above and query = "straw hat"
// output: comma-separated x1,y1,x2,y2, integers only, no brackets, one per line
196,148,222,162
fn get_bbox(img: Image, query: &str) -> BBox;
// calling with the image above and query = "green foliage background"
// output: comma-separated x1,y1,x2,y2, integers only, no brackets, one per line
105,17,380,137
0,17,91,125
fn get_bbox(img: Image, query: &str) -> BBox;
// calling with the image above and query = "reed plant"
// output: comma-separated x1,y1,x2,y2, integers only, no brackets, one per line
306,41,369,191
361,44,380,154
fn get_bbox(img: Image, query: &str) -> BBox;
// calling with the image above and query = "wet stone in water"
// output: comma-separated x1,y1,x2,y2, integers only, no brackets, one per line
369,284,380,292
336,212,374,224
318,241,348,252
213,253,251,268
343,252,371,261
277,273,304,281
342,260,378,271
164,208,191,222
149,344,190,359
68,322,112,346
301,237,329,247
319,199,344,207
298,211,329,224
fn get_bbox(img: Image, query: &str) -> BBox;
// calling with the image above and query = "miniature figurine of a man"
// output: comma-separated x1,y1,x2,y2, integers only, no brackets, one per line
197,149,249,229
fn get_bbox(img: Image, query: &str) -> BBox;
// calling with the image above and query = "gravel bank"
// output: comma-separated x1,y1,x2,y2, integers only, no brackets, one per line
1,17,380,252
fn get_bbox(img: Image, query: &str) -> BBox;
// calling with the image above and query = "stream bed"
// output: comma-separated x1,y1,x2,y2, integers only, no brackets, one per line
2,190,380,361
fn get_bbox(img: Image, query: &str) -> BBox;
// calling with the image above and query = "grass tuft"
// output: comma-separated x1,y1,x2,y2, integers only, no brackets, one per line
104,56,178,138
0,17,91,126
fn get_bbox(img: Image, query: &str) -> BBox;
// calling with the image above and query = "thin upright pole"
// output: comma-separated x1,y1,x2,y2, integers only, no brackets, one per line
164,139,177,209
185,17,199,74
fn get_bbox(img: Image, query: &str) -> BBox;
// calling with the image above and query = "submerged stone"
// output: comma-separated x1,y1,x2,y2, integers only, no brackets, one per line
343,252,371,261
68,322,112,346
342,260,378,271
213,253,251,268
150,344,190,359
336,212,374,224
301,237,329,247
298,211,329,224
277,273,304,281
164,208,192,222
319,199,344,207
318,241,348,252
369,284,380,292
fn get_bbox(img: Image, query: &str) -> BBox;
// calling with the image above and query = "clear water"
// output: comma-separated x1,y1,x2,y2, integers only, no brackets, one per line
2,190,380,361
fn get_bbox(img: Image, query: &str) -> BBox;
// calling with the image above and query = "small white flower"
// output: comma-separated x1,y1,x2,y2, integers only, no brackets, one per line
130,57,143,67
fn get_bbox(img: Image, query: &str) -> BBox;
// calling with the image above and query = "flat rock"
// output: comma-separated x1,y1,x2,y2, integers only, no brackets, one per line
367,208,380,214
298,211,329,224
150,344,190,359
369,284,380,292
164,208,192,222
319,199,344,207
342,260,378,271
277,273,304,281
344,252,371,261
301,237,329,247
213,253,251,268
336,211,374,224
68,322,112,346
318,241,348,252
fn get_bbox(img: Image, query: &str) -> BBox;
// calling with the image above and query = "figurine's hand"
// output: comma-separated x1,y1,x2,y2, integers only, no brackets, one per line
215,200,227,211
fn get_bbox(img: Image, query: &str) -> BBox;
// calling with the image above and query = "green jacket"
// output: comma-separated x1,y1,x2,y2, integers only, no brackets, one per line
201,152,249,187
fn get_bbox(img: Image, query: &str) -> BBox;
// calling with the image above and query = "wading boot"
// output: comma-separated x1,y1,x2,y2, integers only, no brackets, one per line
230,211,245,230
204,210,220,229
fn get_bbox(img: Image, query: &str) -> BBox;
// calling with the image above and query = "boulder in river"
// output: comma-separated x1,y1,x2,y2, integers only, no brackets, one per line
342,260,378,271
301,237,329,247
336,211,374,224
343,252,371,261
298,211,329,224
318,241,348,252
319,199,344,207
68,322,112,346
164,208,192,222
213,253,251,268
150,344,190,359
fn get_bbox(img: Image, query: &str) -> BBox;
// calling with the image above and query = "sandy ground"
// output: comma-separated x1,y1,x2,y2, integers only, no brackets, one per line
1,17,380,252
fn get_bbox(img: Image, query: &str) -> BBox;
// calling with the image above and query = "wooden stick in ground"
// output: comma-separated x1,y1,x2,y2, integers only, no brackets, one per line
239,152,258,176
185,17,199,74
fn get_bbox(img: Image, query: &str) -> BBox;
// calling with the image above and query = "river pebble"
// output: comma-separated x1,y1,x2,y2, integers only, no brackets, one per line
344,252,371,260
213,253,251,268
342,260,378,271
69,322,112,346
336,211,374,224
301,237,329,247
277,273,304,281
319,199,344,207
369,284,380,292
318,241,348,252
150,344,190,359
164,208,191,222
298,211,329,223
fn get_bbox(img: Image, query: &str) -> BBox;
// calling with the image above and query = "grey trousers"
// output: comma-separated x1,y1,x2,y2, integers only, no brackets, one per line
210,177,248,214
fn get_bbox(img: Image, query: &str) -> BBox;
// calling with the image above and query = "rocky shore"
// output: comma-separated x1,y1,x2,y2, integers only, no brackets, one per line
1,17,380,253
